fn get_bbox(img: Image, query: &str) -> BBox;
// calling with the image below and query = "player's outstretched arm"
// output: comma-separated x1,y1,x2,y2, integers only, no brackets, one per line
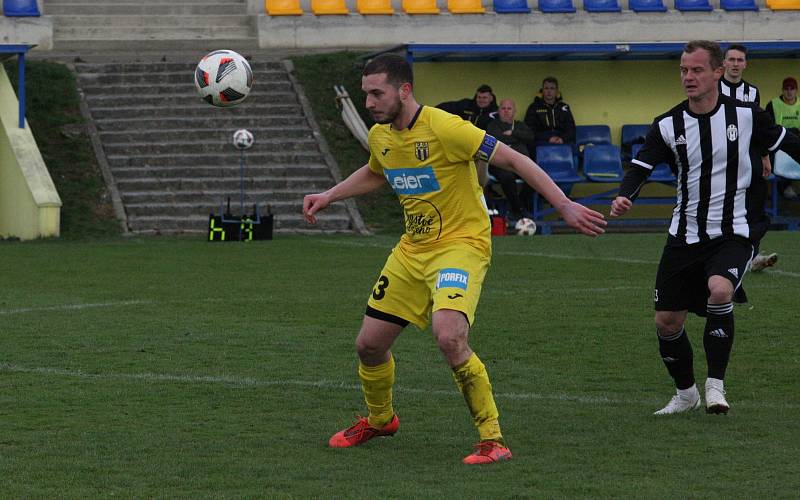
610,196,633,217
303,164,385,224
490,142,606,236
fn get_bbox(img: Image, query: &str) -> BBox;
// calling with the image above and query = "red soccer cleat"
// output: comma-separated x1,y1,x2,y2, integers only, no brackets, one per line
328,414,399,448
462,440,512,464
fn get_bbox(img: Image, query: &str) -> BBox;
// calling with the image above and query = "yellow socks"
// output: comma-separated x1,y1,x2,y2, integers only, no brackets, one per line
359,355,395,428
452,353,503,443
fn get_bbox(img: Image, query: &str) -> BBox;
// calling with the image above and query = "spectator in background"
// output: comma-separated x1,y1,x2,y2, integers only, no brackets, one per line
486,99,536,220
523,76,576,153
766,76,800,200
437,84,498,130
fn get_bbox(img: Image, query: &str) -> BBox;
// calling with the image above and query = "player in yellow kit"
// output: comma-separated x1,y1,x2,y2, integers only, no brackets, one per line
303,54,606,464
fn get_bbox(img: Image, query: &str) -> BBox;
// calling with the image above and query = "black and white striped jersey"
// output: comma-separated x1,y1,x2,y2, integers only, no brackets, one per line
719,77,760,106
620,95,800,245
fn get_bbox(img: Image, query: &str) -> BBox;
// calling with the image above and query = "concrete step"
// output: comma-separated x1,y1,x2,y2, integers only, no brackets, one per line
125,200,338,217
94,115,301,131
79,80,292,97
52,40,261,52
121,188,317,204
54,26,255,40
101,137,318,155
54,15,253,28
126,213,352,233
115,175,331,191
78,70,287,85
107,151,324,167
111,165,331,180
86,93,297,108
47,3,247,15
98,127,310,143
90,104,302,120
75,61,284,73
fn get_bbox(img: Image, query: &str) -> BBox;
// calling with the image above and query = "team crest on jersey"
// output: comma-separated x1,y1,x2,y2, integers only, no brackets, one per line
727,124,738,142
415,141,430,161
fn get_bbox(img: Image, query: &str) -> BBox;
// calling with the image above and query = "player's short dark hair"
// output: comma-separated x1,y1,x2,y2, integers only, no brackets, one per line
542,76,559,87
725,44,748,58
363,54,413,88
684,40,723,69
475,84,493,94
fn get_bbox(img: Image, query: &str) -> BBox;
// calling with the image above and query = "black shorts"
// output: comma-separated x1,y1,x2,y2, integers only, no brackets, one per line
654,236,756,316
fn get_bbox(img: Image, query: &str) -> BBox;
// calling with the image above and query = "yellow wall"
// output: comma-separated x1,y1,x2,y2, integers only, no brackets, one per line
0,64,61,240
415,59,800,143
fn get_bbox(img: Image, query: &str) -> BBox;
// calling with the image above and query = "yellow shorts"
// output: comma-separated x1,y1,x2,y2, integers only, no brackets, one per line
366,242,490,329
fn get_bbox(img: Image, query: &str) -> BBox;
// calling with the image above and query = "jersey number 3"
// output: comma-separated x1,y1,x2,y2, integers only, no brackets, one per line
372,275,389,300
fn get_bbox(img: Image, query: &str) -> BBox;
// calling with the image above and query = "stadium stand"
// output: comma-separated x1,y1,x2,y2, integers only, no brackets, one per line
720,0,759,10
358,0,396,13
583,0,622,12
403,0,441,13
766,0,800,8
493,0,532,12
266,0,304,15
538,0,577,12
628,0,668,11
675,0,714,11
312,0,350,14
448,0,487,13
583,145,625,182
2,0,40,16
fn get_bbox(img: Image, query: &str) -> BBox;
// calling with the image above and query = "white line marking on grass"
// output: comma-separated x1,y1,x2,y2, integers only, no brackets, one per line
2,363,796,409
764,269,800,278
497,251,658,265
0,300,153,316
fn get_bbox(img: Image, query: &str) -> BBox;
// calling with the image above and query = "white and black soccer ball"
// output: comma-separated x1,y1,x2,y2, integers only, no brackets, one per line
515,218,537,236
232,129,254,150
194,50,253,107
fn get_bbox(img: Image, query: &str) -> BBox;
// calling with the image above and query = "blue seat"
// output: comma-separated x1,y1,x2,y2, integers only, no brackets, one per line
494,0,531,12
576,125,612,150
583,145,624,182
584,0,621,11
621,124,649,161
721,0,758,9
621,124,649,148
539,0,576,12
3,0,41,16
537,145,583,184
675,0,713,10
631,144,676,182
629,0,667,11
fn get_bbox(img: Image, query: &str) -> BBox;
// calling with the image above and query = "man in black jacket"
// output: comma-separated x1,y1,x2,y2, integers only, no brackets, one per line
523,76,576,153
437,84,498,130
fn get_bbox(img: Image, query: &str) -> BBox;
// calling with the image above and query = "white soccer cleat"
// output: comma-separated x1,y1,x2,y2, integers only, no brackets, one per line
749,252,778,272
654,385,701,415
705,378,730,415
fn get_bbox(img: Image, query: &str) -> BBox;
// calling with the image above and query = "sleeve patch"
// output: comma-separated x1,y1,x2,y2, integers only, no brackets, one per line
475,134,498,163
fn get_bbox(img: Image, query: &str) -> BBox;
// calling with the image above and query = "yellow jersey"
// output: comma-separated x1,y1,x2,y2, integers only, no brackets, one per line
368,106,499,254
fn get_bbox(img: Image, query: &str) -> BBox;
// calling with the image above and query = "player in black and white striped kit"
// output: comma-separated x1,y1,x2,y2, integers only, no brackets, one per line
611,40,800,415
718,44,780,272
719,44,760,105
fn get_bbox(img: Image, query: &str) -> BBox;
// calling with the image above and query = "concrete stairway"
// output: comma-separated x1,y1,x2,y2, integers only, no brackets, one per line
74,59,353,234
45,0,258,51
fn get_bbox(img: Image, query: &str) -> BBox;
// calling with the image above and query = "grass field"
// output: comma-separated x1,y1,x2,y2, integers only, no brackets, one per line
1,232,799,498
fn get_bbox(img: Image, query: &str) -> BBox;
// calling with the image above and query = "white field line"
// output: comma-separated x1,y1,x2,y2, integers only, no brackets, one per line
0,299,153,316
2,362,797,409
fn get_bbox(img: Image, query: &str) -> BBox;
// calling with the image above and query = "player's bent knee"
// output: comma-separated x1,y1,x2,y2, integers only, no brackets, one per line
707,276,734,304
655,312,684,336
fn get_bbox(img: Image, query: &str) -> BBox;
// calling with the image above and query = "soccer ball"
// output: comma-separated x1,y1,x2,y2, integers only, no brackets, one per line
233,129,254,150
515,218,537,236
194,50,253,107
